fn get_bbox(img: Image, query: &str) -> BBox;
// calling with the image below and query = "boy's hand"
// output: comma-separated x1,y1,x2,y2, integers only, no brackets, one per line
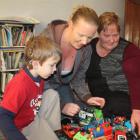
86,97,105,108
131,109,140,136
62,103,80,116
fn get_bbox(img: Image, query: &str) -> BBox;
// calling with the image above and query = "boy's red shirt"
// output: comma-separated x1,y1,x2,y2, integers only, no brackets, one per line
0,69,44,130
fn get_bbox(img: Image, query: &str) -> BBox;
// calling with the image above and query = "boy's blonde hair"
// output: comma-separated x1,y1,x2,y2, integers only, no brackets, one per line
97,12,120,33
24,36,61,69
70,5,99,26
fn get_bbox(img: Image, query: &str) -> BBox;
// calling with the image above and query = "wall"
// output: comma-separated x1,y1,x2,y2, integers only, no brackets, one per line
0,0,125,36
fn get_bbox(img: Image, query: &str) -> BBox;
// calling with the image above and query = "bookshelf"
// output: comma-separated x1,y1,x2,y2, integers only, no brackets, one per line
0,17,40,94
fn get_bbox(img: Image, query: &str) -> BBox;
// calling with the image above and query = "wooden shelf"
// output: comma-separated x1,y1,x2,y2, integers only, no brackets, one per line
0,69,19,72
0,46,25,52
0,19,38,93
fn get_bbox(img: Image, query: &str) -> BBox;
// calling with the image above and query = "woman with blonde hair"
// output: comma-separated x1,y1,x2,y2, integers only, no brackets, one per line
41,5,105,117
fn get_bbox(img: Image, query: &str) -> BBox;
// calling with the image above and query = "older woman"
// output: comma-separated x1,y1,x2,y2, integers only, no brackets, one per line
86,12,140,135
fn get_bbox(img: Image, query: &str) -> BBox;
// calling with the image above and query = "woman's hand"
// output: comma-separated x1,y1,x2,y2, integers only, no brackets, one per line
86,97,105,108
131,109,140,136
62,103,80,116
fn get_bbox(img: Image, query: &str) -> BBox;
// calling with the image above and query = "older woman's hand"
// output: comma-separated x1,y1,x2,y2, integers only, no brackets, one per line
131,109,140,136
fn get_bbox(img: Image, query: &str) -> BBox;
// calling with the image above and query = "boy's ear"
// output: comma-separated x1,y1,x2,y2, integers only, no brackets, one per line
32,60,39,69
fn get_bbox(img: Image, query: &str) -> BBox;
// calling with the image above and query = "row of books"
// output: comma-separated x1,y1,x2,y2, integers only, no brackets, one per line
1,72,14,92
0,24,34,47
0,50,24,71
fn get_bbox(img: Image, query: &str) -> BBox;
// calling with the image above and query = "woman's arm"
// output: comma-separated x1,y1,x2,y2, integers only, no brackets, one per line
123,43,140,135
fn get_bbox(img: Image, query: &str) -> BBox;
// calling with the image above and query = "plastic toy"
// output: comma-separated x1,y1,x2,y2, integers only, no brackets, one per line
79,107,104,126
61,107,138,140
61,118,80,138
114,130,127,140
73,131,90,140
101,122,112,136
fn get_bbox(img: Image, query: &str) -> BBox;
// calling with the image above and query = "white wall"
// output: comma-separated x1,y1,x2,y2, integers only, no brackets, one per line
0,0,125,36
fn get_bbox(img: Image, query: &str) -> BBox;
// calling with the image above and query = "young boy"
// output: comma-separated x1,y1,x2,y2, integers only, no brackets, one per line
0,36,61,140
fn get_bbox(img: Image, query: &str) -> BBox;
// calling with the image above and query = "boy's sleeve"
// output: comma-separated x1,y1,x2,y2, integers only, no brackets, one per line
0,107,27,140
